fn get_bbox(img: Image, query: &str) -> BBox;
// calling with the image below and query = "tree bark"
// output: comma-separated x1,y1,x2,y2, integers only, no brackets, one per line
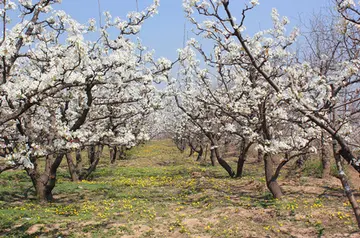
210,148,216,166
213,146,235,177
259,101,283,198
76,149,83,171
333,141,360,228
80,145,103,180
321,132,331,178
110,146,117,164
45,153,64,200
88,145,96,164
264,153,283,199
196,145,203,161
26,154,64,202
236,155,246,178
118,146,126,160
236,141,252,178
66,153,79,182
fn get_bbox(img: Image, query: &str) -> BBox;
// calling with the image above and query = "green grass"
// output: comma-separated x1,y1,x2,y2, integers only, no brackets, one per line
0,139,359,237
301,158,343,178
301,158,324,178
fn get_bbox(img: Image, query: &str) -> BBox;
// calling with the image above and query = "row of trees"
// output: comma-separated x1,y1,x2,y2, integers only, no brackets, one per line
1,0,360,229
164,0,360,227
0,0,171,201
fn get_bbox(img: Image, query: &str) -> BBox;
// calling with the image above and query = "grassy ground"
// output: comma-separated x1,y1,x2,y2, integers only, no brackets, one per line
0,140,360,237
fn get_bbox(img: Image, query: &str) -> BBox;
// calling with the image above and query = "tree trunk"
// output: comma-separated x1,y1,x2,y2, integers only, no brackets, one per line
204,144,208,163
27,154,64,202
110,146,117,164
35,178,53,202
118,146,126,160
264,153,283,199
45,153,64,200
236,141,252,178
66,153,79,182
196,145,203,161
259,101,283,198
328,95,360,228
80,145,103,180
210,148,216,166
88,145,96,164
223,139,230,156
321,132,331,178
333,141,360,228
213,146,235,177
76,149,83,171
188,142,195,157
236,155,246,178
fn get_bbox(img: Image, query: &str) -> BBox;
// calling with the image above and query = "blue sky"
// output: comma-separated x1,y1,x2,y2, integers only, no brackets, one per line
57,0,333,60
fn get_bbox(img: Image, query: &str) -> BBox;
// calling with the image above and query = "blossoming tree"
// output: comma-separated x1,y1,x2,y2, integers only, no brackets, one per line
181,0,360,225
0,0,172,201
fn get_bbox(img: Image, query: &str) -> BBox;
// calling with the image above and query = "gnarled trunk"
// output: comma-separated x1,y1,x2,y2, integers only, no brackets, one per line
35,179,53,202
27,154,64,202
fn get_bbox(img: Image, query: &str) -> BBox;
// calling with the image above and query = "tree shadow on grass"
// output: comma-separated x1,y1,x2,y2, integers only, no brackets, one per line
283,185,358,199
0,223,33,238
319,186,346,198
0,189,37,204
0,223,66,238
319,186,360,198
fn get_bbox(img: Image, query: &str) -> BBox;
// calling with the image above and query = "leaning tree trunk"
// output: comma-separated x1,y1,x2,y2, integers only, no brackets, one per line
264,153,283,199
333,141,360,228
212,144,235,177
196,145,204,161
329,95,360,228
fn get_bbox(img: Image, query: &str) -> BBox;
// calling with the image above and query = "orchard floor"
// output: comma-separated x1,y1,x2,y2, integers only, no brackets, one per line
1,140,360,238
